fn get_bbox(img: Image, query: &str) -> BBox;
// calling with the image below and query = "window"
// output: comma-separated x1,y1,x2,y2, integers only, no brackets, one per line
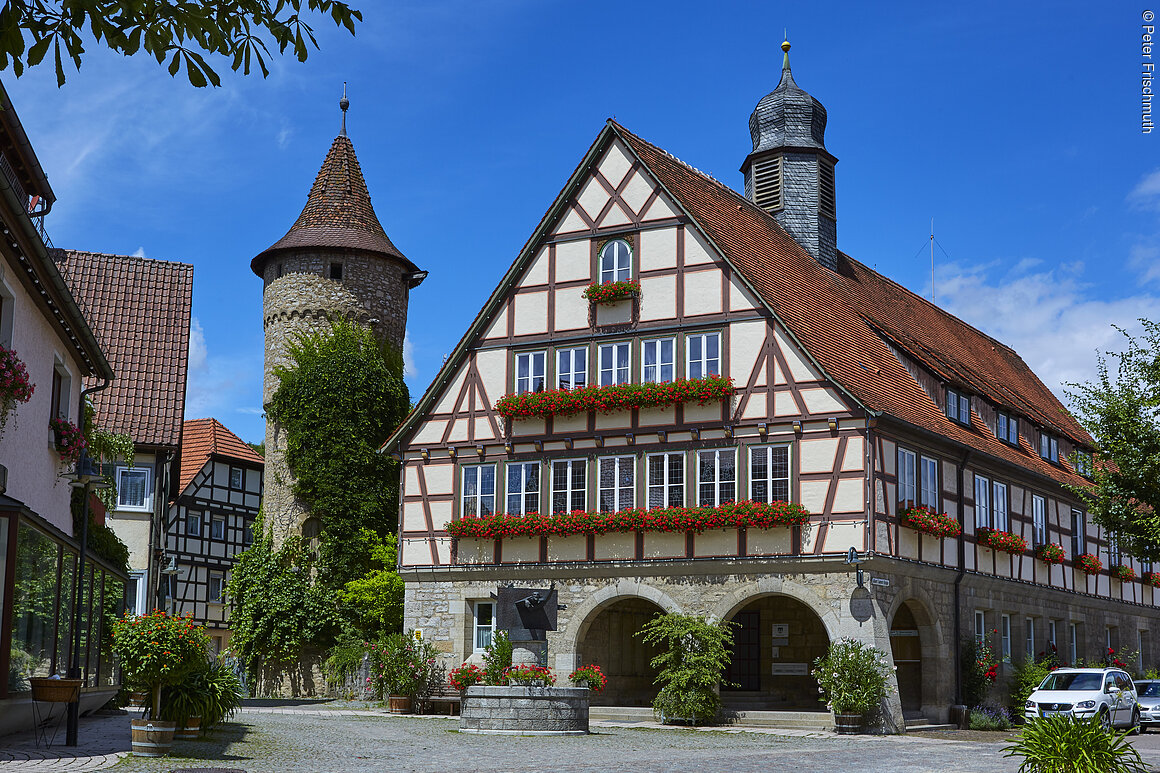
1026,618,1036,658
819,157,836,221
697,449,736,507
185,512,201,537
1107,627,1116,653
687,333,721,380
209,572,225,603
946,387,971,425
1074,450,1094,478
473,601,495,652
598,342,630,387
556,347,587,390
597,456,635,512
974,475,990,530
1032,494,1046,546
276,262,283,278
749,446,790,503
1108,534,1121,567
230,467,243,489
515,351,546,393
1048,620,1058,651
920,455,939,510
506,462,540,515
551,459,586,514
975,611,986,646
1001,614,1012,661
50,363,72,421
243,520,254,546
211,515,226,540
997,411,1019,446
0,280,14,348
1070,622,1079,664
599,239,632,283
1139,630,1146,673
329,262,343,280
1039,431,1059,463
992,482,1009,532
117,466,152,511
647,453,685,508
897,448,917,508
1071,509,1085,559
461,464,497,518
641,338,675,384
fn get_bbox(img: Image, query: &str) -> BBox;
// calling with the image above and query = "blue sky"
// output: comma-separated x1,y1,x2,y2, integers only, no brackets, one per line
5,1,1158,445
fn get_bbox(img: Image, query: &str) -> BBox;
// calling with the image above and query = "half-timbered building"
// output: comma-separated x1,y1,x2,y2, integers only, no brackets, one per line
166,418,264,654
384,43,1160,727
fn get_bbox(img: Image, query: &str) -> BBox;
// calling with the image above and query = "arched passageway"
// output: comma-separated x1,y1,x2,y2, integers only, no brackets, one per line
577,598,665,707
890,601,926,718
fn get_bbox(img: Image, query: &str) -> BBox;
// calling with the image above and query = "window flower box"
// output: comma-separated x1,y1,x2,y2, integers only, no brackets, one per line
49,416,86,466
582,279,640,305
1143,571,1160,588
1076,552,1102,575
976,528,1027,555
494,375,733,421
0,344,35,436
1110,564,1137,582
1034,543,1066,565
899,506,961,539
447,500,810,539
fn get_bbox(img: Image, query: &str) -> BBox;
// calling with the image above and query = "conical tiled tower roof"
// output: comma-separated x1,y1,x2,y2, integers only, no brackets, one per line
251,134,417,275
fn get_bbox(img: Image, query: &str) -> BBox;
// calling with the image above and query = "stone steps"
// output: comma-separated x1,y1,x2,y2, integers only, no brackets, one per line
590,706,834,731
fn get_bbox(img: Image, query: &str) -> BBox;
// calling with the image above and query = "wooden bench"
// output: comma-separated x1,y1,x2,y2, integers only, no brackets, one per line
423,686,462,715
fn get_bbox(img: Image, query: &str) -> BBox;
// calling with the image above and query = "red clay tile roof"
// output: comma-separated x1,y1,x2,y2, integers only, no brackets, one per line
251,134,417,274
52,249,193,449
611,120,1091,488
177,417,264,494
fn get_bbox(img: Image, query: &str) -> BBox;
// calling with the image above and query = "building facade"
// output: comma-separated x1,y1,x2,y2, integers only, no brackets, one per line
385,45,1160,726
165,418,264,654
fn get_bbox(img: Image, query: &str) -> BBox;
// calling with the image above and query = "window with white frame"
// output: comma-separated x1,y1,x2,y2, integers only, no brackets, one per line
946,387,971,425
697,449,736,507
127,570,148,615
515,351,546,393
1048,620,1057,651
185,511,201,537
997,411,1019,446
1026,617,1035,658
975,610,986,646
641,338,675,384
974,475,991,530
749,446,790,503
1071,509,1085,559
117,466,153,511
506,462,540,515
686,333,720,380
551,459,586,513
1107,626,1116,652
1039,431,1059,464
1001,614,1012,661
599,239,632,283
473,601,495,652
230,467,243,489
50,362,72,421
598,456,635,512
920,455,939,510
1108,534,1122,567
992,481,1009,532
897,448,917,508
1074,450,1094,478
461,464,497,518
243,520,254,545
209,572,225,603
1032,494,1046,546
598,342,630,387
647,453,684,508
556,347,587,390
1070,622,1079,664
211,515,226,540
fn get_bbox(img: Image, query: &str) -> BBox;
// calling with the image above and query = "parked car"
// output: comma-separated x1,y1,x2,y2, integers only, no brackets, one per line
1134,680,1160,732
1024,668,1140,732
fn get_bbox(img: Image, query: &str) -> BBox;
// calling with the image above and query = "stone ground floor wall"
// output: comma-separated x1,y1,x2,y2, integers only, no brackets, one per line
403,556,1160,727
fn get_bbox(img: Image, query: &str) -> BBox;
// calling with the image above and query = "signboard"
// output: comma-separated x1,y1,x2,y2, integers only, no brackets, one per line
771,623,790,638
771,637,789,647
770,647,780,659
871,577,891,587
771,663,810,676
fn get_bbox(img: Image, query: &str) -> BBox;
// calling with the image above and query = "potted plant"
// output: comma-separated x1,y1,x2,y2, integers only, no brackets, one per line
0,344,35,437
504,664,555,687
637,613,735,726
811,638,894,734
1110,564,1137,582
1076,553,1103,575
899,506,961,538
372,632,425,713
161,666,208,739
111,611,210,756
49,416,86,469
976,528,1027,555
568,664,607,692
1035,543,1066,564
582,279,641,305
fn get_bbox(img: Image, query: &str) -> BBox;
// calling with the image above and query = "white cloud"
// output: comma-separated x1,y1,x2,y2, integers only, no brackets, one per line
1129,168,1160,210
188,317,207,372
236,407,264,416
403,328,417,380
132,246,146,258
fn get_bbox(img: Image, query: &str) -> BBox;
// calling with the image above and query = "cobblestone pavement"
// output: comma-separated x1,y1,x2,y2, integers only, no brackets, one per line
4,704,1160,773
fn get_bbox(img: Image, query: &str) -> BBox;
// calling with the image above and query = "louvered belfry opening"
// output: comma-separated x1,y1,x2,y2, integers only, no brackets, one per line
751,154,783,213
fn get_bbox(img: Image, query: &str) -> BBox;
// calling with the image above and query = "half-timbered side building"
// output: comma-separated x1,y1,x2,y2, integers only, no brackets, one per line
385,44,1160,727
166,418,264,653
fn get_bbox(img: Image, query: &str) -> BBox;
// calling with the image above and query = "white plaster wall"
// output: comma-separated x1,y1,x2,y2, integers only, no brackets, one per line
554,240,590,283
799,438,839,474
576,177,609,222
774,328,822,382
683,269,722,316
620,171,654,216
800,387,846,416
106,512,151,572
474,349,507,409
512,291,548,335
729,320,765,386
554,287,589,331
597,141,633,188
639,227,676,271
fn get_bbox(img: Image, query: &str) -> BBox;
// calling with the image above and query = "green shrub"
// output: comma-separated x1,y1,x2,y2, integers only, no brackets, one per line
323,632,369,696
637,613,734,725
1004,715,1146,773
962,635,1000,707
1012,653,1059,712
482,631,513,686
811,638,894,716
969,705,1014,731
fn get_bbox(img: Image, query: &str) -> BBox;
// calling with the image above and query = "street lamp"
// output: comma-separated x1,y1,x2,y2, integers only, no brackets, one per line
62,451,110,747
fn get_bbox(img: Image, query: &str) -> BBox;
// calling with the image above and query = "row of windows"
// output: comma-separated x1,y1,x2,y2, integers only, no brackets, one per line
513,332,721,393
184,511,253,544
975,611,1149,671
459,446,790,518
275,261,344,281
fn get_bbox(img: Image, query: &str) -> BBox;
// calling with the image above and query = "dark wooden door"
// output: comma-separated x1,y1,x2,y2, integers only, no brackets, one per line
891,605,922,714
724,610,761,691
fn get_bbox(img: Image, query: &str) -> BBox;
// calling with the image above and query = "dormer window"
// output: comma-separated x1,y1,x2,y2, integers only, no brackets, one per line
1075,450,1094,478
946,387,971,426
997,411,1019,446
599,239,632,283
1039,431,1059,464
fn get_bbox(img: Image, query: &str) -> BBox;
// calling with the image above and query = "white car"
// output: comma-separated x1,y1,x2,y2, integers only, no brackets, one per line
1024,668,1140,731
1135,680,1160,731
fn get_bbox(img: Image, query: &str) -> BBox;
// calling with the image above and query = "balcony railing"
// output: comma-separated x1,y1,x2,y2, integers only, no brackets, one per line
0,149,53,247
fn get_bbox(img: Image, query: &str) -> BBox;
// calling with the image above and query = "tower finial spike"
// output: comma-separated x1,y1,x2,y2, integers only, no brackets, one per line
781,37,791,71
339,82,349,136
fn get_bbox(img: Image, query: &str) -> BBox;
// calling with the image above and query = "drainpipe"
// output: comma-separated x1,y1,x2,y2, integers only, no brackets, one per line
953,449,971,709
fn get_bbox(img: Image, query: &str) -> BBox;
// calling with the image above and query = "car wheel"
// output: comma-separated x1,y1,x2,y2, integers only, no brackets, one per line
1131,709,1141,735
1100,710,1112,731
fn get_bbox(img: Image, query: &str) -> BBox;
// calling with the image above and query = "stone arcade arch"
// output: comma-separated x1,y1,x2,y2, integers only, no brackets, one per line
886,596,944,720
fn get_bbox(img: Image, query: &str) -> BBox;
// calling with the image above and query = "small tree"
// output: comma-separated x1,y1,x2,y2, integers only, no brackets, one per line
811,638,893,717
637,613,734,725
111,611,210,718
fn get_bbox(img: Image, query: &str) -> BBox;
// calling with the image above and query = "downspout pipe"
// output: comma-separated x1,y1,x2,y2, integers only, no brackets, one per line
953,449,972,710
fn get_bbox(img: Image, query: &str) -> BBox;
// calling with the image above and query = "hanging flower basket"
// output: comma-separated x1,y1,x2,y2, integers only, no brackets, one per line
49,417,86,467
446,500,811,539
1034,543,1066,565
582,279,641,305
0,344,35,436
976,528,1027,555
1143,571,1160,588
494,375,733,420
1110,564,1137,582
899,506,961,538
1076,553,1102,575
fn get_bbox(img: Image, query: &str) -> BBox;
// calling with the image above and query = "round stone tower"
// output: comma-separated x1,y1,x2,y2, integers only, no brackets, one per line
252,94,426,542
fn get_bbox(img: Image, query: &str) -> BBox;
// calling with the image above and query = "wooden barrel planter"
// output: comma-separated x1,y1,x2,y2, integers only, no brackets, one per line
130,719,177,756
388,695,412,714
175,716,201,739
833,712,863,735
126,691,149,708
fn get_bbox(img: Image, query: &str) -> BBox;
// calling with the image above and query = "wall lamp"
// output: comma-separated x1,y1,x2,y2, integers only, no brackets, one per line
626,433,635,445
793,420,803,435
420,448,430,462
564,437,573,450
723,426,734,439
504,441,514,455
656,430,667,443
447,447,458,460
845,547,865,588
689,428,700,441
758,423,768,439
533,440,543,452
828,417,838,432
594,435,604,448
475,445,486,459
